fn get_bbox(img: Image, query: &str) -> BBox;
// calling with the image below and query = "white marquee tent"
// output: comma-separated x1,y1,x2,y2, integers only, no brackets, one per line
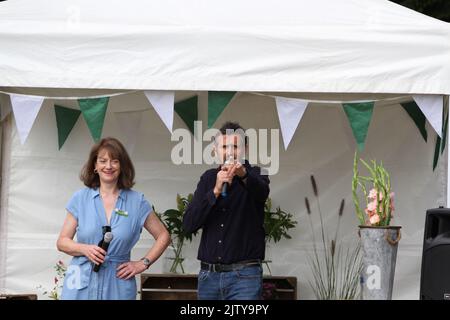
0,0,449,299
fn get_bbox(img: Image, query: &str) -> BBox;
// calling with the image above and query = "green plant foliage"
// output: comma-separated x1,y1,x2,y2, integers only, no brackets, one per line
155,194,197,273
264,198,297,244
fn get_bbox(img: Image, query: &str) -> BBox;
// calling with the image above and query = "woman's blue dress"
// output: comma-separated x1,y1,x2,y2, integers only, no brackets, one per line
61,187,152,300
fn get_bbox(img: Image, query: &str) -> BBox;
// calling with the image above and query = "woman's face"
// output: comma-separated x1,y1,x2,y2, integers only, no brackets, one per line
95,149,121,185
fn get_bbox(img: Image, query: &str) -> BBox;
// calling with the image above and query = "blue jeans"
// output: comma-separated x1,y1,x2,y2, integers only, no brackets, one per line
197,265,263,300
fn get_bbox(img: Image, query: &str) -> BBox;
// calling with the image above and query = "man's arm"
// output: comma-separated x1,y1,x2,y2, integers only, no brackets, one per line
183,173,218,234
243,166,270,202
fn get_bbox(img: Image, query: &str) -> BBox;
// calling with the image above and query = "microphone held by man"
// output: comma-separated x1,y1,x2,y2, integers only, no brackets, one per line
221,155,235,197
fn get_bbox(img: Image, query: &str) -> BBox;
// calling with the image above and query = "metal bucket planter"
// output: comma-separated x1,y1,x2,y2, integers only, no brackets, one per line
359,226,401,300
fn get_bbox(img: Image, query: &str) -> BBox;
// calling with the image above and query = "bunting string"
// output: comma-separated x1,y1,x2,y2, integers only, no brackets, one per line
0,89,414,104
0,90,138,100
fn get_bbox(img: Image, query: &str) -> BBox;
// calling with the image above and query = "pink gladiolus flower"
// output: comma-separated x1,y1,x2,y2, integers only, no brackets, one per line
368,188,383,201
367,201,377,212
370,214,380,224
368,189,378,200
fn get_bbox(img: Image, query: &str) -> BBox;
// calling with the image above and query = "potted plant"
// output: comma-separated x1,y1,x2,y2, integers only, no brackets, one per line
352,152,401,300
305,175,363,300
263,198,297,275
156,194,198,273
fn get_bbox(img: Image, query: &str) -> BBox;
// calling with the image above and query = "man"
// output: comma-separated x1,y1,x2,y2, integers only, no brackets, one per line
183,121,270,300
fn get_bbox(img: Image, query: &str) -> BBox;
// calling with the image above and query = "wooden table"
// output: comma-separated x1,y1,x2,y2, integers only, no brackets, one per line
140,273,297,300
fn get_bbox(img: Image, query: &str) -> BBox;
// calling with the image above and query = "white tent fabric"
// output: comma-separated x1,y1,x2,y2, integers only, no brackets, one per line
0,0,449,93
0,0,450,300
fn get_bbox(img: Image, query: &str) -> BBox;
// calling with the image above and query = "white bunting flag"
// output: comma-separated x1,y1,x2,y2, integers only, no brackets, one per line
414,95,444,137
10,94,44,144
114,110,144,155
144,91,175,133
275,97,309,149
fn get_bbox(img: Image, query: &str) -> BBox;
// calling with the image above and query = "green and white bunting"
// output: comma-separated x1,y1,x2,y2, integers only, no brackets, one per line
208,91,236,128
175,96,198,135
433,106,448,171
400,101,428,142
10,94,44,145
275,97,309,150
144,90,175,133
2,89,447,173
54,105,81,150
342,102,375,152
78,97,109,142
413,94,443,138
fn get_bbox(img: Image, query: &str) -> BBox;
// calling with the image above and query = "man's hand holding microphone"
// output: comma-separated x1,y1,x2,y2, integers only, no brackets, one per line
213,156,247,198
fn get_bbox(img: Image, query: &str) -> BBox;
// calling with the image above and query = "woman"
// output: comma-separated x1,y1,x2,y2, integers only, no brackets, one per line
57,137,170,300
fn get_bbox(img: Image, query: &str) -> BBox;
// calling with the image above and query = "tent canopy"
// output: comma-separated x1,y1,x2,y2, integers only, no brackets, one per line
0,0,449,94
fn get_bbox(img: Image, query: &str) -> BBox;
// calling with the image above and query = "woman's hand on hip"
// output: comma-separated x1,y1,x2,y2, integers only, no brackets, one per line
116,261,147,280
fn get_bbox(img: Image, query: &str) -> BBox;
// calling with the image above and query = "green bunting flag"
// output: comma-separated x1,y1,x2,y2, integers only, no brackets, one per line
441,110,448,155
400,101,428,142
433,107,448,171
433,134,441,171
342,102,375,152
175,96,198,135
54,105,81,149
78,97,109,142
208,91,236,128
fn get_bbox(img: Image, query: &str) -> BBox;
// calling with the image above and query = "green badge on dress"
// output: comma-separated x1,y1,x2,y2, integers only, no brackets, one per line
115,208,128,217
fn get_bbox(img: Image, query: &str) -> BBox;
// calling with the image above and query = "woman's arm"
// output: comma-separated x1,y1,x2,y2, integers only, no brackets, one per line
56,213,106,265
116,212,170,279
141,212,171,264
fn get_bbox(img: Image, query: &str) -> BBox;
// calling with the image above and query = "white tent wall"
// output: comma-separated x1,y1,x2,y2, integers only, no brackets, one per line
0,90,446,299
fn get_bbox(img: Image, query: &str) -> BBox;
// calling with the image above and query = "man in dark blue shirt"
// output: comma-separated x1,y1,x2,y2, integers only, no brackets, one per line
183,121,270,300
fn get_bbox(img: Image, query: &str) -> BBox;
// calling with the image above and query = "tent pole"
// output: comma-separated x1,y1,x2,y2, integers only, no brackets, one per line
0,111,12,292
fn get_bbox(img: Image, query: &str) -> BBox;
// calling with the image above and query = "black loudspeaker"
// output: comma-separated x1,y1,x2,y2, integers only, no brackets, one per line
420,207,450,300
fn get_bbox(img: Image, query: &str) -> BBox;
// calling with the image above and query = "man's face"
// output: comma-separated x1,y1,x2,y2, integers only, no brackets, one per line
214,134,246,164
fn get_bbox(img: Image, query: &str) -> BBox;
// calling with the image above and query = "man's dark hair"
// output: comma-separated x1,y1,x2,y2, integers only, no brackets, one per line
219,121,247,145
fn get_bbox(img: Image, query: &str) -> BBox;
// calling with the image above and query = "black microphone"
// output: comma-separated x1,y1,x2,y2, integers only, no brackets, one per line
102,225,111,234
93,231,113,272
221,182,228,198
221,156,234,197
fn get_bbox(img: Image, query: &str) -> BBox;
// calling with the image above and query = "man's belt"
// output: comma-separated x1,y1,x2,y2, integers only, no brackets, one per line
200,259,261,272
